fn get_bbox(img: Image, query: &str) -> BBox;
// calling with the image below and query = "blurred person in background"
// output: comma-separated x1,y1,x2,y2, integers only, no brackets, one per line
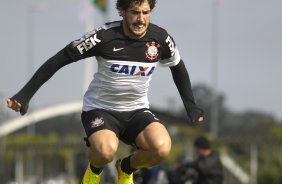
138,165,168,184
177,136,224,184
6,0,204,183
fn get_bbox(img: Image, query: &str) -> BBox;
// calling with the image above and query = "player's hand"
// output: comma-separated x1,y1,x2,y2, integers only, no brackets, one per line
7,98,29,115
188,106,204,123
196,116,204,122
7,99,22,112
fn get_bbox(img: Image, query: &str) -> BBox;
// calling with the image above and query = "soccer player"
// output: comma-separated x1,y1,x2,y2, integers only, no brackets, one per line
7,0,204,183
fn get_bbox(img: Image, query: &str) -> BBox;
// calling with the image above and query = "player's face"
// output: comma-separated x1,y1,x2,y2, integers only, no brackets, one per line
122,0,151,39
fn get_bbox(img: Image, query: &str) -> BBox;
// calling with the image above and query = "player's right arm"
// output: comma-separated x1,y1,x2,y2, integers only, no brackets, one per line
7,48,77,115
7,28,103,115
158,30,204,123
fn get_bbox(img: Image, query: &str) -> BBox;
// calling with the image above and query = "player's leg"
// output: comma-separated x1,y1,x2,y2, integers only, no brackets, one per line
132,122,171,168
81,109,120,184
87,130,119,167
82,130,119,184
116,122,171,184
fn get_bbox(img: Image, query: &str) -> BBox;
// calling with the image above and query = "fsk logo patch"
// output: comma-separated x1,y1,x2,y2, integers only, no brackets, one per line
76,34,101,54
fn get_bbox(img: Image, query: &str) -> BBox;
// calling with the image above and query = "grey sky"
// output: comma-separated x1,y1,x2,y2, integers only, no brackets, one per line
1,0,282,120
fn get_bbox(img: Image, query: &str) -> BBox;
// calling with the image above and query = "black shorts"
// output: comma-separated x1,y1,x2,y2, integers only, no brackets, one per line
81,108,162,146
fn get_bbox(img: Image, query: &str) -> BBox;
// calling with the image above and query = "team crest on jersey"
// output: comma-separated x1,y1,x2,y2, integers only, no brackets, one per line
145,42,160,61
90,117,104,128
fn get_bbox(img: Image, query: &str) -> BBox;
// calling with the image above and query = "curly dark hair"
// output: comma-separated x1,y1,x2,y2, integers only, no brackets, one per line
116,0,157,15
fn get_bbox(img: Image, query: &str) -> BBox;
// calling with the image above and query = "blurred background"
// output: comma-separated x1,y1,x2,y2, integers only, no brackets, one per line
1,0,282,183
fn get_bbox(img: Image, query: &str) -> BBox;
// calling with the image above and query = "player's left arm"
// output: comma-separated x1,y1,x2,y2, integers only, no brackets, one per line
169,60,204,123
159,31,204,123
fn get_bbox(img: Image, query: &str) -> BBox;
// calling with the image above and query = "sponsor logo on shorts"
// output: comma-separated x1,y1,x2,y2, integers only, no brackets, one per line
90,117,104,128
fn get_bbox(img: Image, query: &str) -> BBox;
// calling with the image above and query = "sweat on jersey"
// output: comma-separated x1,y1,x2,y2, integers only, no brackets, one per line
11,21,202,121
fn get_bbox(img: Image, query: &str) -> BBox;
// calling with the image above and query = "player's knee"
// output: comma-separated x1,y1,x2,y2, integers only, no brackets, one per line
88,143,117,163
158,142,171,160
152,140,171,163
100,144,118,162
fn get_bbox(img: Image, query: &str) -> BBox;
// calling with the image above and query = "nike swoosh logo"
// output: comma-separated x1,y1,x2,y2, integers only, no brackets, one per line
113,47,124,51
